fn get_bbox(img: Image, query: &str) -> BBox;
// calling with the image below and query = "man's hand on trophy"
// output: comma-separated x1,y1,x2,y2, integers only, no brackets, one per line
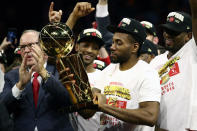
72,2,95,19
93,93,107,111
58,67,76,85
49,2,62,23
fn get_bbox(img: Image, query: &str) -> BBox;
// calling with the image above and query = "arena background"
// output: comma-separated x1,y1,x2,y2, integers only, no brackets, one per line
0,0,191,65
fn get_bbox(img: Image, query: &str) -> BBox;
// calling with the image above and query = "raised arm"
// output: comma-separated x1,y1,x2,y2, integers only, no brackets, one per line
190,0,197,44
48,2,95,30
0,37,12,51
48,2,62,23
66,2,95,30
95,0,113,53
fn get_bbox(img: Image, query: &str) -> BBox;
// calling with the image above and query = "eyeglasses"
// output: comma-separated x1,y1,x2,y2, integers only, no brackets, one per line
19,42,39,51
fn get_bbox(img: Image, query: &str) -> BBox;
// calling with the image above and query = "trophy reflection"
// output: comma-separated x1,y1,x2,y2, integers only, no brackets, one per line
40,22,94,111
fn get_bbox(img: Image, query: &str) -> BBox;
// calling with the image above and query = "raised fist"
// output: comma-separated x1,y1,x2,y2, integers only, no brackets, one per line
49,2,62,23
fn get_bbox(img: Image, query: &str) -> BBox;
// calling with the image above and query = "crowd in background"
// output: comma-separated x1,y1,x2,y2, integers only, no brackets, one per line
0,0,191,45
0,0,191,71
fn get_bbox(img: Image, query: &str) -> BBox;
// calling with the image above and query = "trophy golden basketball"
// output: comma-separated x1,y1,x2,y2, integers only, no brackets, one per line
40,22,94,112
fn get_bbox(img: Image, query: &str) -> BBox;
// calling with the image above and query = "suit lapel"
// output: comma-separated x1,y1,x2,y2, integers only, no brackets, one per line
36,84,45,110
16,68,35,110
36,64,55,110
24,82,35,109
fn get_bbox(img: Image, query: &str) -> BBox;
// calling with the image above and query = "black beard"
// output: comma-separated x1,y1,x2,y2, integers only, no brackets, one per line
110,55,129,64
165,46,178,55
110,56,119,63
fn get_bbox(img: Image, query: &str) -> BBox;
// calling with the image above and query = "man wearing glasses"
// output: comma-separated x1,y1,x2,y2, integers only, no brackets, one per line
0,29,74,131
0,2,95,131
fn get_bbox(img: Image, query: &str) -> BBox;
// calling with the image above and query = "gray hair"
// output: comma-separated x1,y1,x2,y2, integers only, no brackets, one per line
21,29,40,36
20,29,40,43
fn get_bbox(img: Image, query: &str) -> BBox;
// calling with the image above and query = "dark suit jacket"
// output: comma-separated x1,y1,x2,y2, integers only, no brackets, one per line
0,101,13,131
0,64,73,131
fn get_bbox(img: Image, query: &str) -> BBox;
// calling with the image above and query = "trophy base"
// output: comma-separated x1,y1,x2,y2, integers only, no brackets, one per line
58,101,98,113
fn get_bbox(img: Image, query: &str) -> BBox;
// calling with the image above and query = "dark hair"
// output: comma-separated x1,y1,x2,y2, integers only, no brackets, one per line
127,34,142,57
145,29,154,36
77,38,103,49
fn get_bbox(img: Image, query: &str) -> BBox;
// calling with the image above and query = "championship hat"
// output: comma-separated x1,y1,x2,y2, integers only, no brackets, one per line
77,28,105,48
107,18,146,45
160,11,192,33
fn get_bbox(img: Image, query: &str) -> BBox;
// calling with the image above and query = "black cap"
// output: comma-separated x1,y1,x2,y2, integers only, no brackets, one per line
140,40,158,56
160,11,192,33
141,21,157,36
77,28,105,48
107,18,146,45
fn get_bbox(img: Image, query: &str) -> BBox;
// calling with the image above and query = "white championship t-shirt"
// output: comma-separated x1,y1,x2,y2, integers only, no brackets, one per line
150,51,169,71
96,60,161,131
150,38,197,131
70,69,102,131
186,63,197,130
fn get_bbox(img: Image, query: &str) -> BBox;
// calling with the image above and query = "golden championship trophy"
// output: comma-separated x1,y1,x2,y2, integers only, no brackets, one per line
40,22,95,112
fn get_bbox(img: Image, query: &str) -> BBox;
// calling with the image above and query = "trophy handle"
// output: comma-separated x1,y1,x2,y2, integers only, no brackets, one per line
58,58,78,104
